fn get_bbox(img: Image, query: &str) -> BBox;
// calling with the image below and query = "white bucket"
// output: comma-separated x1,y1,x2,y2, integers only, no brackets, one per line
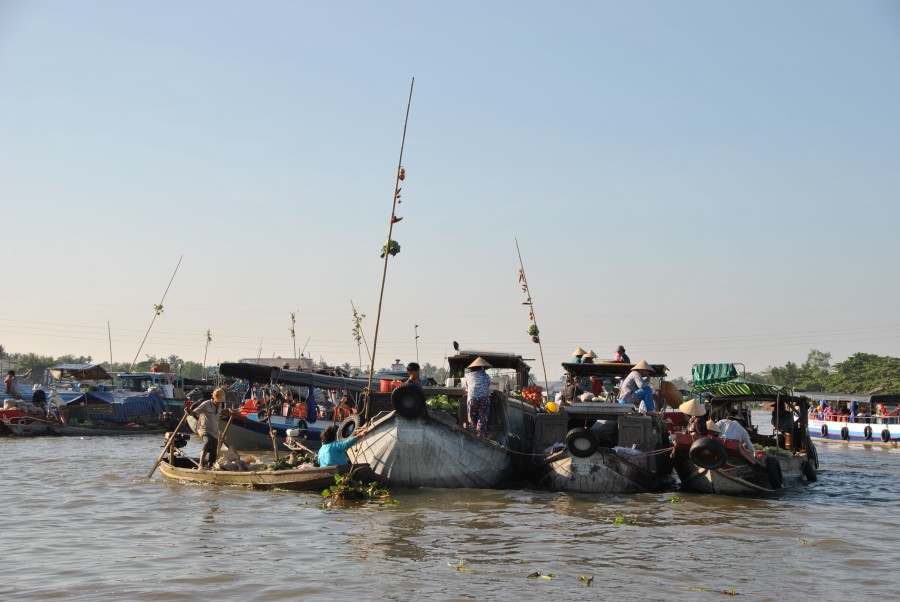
162,384,175,398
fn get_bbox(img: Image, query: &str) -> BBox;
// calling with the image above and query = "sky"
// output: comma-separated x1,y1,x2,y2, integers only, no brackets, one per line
1,1,899,382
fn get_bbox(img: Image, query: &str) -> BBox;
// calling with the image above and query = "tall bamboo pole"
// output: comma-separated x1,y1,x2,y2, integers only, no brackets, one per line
364,78,414,421
515,238,551,398
129,255,183,372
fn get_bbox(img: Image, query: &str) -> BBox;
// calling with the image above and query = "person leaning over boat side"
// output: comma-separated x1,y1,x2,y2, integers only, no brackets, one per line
4,370,23,400
465,357,493,437
404,362,425,390
716,413,756,454
317,424,367,467
617,360,654,406
189,387,226,469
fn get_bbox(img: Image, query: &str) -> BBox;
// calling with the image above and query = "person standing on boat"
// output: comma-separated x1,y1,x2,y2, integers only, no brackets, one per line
189,387,225,469
614,346,630,363
465,357,493,437
317,424,367,467
404,362,425,390
4,370,23,400
618,360,654,406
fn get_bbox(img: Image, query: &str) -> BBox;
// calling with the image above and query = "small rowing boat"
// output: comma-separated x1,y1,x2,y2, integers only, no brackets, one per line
158,457,373,490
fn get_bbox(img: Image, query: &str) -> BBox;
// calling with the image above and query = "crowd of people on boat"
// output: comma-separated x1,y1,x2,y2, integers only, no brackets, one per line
809,400,900,422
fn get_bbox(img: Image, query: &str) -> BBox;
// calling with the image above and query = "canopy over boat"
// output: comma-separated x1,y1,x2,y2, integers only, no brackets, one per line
219,362,369,392
446,350,534,388
693,378,798,401
692,363,741,387
48,364,112,381
64,391,165,423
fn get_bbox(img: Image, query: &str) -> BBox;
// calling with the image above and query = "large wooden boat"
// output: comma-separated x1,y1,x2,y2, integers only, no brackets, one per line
158,458,372,490
530,361,676,494
672,364,818,496
806,393,900,445
0,408,57,436
352,351,539,488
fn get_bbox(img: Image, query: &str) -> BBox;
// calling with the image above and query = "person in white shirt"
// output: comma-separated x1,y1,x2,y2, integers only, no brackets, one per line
716,414,756,453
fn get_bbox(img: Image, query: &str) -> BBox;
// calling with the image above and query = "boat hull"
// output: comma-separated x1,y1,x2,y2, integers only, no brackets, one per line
53,424,168,436
352,411,516,488
1,412,57,436
674,452,808,496
218,414,327,451
809,418,900,445
533,449,665,494
158,461,371,490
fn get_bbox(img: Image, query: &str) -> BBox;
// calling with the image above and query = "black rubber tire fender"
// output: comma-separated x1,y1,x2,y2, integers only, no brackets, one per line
882,429,891,443
766,456,784,489
801,460,817,483
821,424,828,438
337,415,360,441
840,426,849,441
565,428,599,458
391,385,427,419
864,426,873,441
688,437,728,470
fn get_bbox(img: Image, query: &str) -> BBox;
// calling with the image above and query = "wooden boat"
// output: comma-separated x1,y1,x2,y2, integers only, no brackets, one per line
0,408,58,436
352,351,539,488
806,392,900,445
672,365,818,496
53,423,168,436
530,361,676,494
158,457,372,490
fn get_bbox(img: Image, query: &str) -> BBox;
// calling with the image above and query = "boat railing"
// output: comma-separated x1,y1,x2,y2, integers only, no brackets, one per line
811,415,900,426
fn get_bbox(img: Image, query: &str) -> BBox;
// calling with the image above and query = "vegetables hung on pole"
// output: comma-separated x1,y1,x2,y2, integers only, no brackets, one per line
364,77,415,422
130,255,183,372
515,238,551,398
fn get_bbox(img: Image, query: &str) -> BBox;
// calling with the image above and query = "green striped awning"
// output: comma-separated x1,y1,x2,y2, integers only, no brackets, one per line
693,378,793,399
692,364,739,387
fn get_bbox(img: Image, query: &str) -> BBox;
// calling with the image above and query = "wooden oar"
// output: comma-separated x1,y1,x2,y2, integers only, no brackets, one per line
215,412,235,459
147,411,190,479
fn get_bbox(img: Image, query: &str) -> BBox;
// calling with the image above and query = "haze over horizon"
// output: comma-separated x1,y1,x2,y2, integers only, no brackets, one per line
2,1,898,381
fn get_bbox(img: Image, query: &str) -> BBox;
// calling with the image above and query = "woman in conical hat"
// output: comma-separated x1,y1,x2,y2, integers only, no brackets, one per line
679,398,705,416
465,358,492,437
582,350,596,364
680,398,708,438
571,347,587,364
618,360,654,406
706,419,722,434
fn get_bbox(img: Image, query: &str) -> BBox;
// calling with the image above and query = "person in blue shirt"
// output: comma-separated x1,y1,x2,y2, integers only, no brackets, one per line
404,362,425,390
317,424,367,467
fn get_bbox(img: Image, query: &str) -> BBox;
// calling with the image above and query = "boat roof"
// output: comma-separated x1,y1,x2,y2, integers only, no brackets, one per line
562,362,668,378
447,351,533,372
800,392,900,404
219,362,369,392
693,378,804,402
49,364,112,381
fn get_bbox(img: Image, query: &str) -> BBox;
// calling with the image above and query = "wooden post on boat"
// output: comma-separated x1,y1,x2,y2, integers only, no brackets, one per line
215,412,235,459
514,239,551,401
147,411,190,479
363,77,415,422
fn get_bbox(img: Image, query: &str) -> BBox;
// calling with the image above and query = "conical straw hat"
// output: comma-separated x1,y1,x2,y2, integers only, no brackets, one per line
678,398,705,416
706,419,721,433
631,360,654,373
661,381,684,405
584,350,597,359
468,357,493,369
572,347,587,357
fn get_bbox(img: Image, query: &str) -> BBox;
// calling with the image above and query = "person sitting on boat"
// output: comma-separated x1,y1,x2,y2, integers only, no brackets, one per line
562,375,584,403
317,424,367,467
465,357,493,437
636,387,656,413
4,370,23,400
679,398,707,438
823,404,835,420
189,387,226,469
876,402,888,417
614,346,630,363
618,360,654,406
716,413,756,454
589,375,605,397
571,347,587,364
404,362,425,390
582,350,597,364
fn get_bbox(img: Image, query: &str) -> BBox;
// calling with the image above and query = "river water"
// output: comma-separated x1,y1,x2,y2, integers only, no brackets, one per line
2,434,898,601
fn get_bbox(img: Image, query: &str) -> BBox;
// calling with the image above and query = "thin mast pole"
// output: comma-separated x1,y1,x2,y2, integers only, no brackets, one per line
515,238,550,398
107,321,113,367
364,77,414,421
129,255,183,372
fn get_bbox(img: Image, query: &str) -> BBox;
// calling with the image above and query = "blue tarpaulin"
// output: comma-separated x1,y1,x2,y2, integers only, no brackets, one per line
65,391,164,424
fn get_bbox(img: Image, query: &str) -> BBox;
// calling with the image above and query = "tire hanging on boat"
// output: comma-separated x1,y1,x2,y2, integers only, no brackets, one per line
391,385,427,419
821,424,828,438
840,426,849,441
801,460,817,482
337,415,361,440
565,428,599,458
882,429,891,443
688,437,728,470
864,426,873,441
765,456,784,489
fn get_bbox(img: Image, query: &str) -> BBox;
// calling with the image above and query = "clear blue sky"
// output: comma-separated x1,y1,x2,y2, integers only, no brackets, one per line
2,1,899,381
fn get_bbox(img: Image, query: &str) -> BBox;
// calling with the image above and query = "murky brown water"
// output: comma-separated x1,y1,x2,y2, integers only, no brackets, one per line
2,435,897,601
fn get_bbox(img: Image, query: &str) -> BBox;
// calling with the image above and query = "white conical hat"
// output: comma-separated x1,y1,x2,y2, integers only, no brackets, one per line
584,350,597,359
706,419,721,433
468,357,493,369
631,360,654,373
679,398,706,416
572,347,587,357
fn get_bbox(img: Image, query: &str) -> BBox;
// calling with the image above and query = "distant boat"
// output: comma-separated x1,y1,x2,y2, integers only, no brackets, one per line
806,392,900,444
